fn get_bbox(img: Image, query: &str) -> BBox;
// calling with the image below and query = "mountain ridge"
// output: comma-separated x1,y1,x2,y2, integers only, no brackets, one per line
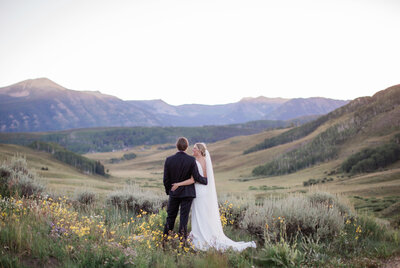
0,78,350,132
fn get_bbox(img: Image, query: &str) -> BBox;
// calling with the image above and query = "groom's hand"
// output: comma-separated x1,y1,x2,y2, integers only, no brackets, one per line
171,183,179,191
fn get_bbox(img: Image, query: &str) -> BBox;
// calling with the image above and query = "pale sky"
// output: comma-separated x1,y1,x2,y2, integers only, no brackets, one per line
0,0,399,105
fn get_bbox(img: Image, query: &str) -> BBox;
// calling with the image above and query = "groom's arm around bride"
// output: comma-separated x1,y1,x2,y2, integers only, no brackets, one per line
163,142,207,197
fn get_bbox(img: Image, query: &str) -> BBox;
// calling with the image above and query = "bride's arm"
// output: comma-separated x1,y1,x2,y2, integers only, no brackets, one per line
171,177,195,191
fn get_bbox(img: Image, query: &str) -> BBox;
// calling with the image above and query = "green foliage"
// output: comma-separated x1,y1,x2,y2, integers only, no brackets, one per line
303,177,334,186
341,142,400,174
123,153,137,160
109,153,137,164
330,214,399,260
0,255,19,267
352,195,400,214
29,141,106,176
255,239,304,268
252,123,356,176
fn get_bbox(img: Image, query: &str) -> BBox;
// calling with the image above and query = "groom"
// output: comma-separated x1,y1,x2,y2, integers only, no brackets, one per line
163,137,208,239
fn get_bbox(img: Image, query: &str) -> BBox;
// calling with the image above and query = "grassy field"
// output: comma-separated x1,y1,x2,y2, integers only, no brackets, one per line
1,127,400,266
2,125,399,215
0,144,122,198
0,154,399,267
86,128,400,202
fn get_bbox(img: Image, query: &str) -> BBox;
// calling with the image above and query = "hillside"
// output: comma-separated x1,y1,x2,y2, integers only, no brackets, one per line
83,84,400,206
248,84,400,176
0,117,316,154
0,78,349,132
0,144,119,196
28,141,106,176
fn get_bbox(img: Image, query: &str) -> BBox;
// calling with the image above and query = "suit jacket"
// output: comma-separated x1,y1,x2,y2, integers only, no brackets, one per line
163,151,208,198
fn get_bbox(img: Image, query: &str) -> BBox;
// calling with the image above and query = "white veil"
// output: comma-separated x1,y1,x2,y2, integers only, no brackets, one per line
190,149,256,251
205,150,219,209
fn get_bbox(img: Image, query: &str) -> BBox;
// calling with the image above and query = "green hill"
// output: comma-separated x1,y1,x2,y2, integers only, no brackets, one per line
249,85,400,176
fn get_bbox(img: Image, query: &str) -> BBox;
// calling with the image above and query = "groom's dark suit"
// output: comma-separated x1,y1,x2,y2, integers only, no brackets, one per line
163,151,207,238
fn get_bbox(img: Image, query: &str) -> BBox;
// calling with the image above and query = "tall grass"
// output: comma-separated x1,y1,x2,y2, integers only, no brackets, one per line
0,156,399,267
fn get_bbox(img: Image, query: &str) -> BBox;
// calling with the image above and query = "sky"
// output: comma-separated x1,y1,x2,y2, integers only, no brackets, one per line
0,0,399,105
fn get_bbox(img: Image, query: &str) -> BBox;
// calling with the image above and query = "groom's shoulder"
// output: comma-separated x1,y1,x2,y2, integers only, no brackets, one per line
168,152,195,161
183,153,195,160
183,154,196,164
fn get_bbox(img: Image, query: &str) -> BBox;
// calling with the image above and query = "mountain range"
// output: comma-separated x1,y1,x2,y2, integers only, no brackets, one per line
0,78,349,132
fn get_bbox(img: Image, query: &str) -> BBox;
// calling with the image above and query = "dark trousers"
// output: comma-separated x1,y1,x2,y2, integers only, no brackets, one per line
163,196,193,239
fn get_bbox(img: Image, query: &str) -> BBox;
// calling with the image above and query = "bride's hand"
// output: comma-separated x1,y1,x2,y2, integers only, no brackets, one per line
171,183,180,191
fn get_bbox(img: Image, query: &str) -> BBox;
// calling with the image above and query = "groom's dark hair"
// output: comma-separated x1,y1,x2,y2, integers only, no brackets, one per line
176,137,189,151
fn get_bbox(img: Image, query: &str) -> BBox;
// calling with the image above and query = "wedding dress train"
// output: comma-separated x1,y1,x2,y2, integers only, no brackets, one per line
189,150,256,251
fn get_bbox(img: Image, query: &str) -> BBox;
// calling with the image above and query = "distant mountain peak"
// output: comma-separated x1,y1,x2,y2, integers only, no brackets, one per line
240,96,289,104
0,78,66,98
15,77,66,91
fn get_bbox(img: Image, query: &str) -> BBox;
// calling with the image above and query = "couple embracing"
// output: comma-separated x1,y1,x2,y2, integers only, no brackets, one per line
163,137,256,251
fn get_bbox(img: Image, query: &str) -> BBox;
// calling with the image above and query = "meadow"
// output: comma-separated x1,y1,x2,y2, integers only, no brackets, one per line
1,136,400,266
1,91,400,267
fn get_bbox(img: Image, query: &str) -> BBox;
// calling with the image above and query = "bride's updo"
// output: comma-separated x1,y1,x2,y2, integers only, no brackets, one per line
194,143,207,157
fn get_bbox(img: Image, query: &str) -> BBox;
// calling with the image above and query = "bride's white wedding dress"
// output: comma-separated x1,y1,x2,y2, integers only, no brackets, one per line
189,150,256,251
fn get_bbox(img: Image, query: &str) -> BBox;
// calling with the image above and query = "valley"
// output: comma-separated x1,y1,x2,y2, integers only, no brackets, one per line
1,83,399,267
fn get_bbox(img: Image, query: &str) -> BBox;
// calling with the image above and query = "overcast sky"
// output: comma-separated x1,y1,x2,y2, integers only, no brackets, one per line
0,0,399,105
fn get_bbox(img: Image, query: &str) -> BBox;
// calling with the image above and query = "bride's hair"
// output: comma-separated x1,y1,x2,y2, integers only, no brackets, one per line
194,143,207,157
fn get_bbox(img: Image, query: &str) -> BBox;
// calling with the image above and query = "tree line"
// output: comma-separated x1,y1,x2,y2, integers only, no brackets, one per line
252,122,356,176
29,141,105,176
341,141,400,174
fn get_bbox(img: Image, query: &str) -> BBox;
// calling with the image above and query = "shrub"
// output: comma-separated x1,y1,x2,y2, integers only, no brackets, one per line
75,190,96,205
107,185,167,214
241,194,348,243
123,153,136,160
307,191,351,216
0,155,45,198
303,178,335,186
254,239,304,267
218,194,251,229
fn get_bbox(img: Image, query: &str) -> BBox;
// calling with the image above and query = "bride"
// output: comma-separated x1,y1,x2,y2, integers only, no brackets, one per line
171,143,256,252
